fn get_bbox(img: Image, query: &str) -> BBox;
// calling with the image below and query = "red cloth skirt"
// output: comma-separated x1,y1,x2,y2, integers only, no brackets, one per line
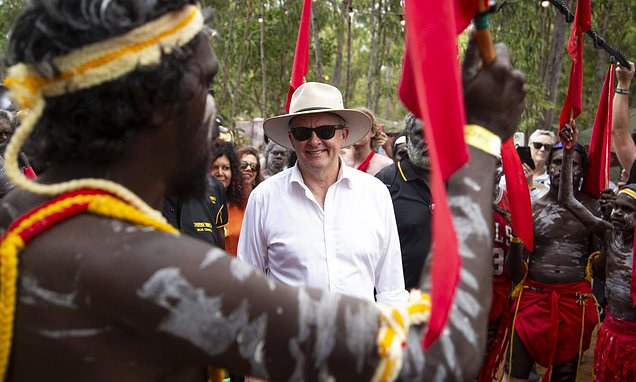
478,279,513,382
512,279,598,367
594,312,636,382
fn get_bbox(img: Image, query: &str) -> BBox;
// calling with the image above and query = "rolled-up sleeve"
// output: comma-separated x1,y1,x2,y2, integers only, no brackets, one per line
237,190,268,273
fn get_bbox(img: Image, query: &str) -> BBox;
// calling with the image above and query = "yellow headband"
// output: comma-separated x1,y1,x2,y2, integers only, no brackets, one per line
619,188,636,202
2,5,204,221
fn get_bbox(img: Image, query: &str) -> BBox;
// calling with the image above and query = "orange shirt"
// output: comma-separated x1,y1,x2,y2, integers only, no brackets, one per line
225,203,246,256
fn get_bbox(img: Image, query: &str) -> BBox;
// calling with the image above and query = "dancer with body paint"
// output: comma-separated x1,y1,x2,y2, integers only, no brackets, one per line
507,124,601,382
0,1,526,381
552,128,636,381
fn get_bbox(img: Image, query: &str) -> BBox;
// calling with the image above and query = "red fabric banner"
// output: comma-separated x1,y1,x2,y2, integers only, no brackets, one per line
285,0,312,112
558,0,592,132
455,0,490,33
398,0,469,348
501,139,534,251
582,65,614,198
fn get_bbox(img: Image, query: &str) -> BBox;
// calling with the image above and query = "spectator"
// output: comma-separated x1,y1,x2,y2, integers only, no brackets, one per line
341,106,393,175
524,129,556,201
261,140,289,179
211,141,244,255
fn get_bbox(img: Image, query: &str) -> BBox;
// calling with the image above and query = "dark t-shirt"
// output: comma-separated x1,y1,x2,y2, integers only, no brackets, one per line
376,159,432,289
163,174,228,246
628,158,636,184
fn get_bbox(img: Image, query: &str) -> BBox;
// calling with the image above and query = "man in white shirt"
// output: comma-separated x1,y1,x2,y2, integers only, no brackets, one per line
238,82,408,307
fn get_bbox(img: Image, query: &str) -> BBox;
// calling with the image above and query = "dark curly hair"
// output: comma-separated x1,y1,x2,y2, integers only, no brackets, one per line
237,146,263,187
212,141,244,207
5,0,204,167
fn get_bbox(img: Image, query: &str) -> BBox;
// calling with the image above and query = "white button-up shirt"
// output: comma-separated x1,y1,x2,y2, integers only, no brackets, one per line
238,162,408,307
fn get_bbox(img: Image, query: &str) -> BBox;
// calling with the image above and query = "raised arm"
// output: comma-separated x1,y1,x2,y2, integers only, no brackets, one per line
612,62,635,173
558,124,611,236
400,36,527,381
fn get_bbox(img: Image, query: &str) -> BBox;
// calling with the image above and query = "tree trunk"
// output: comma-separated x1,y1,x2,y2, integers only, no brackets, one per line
311,7,323,81
366,0,376,108
259,0,267,117
331,0,346,88
540,9,569,131
344,0,353,105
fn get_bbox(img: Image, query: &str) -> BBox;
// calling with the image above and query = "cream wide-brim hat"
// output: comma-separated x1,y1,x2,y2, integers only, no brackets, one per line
263,82,372,150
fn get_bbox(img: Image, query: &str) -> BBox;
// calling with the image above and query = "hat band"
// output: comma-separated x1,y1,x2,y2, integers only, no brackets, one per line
293,106,332,113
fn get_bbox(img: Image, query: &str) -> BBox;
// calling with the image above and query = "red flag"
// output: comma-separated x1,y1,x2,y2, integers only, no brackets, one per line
501,139,534,251
285,0,312,112
455,0,490,33
582,65,614,198
398,0,468,348
558,0,592,132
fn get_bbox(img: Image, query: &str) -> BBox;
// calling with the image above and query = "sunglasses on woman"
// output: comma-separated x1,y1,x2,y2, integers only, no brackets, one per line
240,161,258,171
531,142,553,151
290,125,345,141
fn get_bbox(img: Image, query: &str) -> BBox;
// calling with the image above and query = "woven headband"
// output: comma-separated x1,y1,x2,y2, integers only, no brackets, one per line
619,188,636,202
2,5,204,221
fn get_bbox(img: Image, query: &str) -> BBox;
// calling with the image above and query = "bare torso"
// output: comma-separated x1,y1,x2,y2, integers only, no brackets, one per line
529,193,599,284
606,233,636,322
0,191,381,381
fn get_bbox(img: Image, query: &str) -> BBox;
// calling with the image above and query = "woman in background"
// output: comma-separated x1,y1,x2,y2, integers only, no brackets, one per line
210,141,244,255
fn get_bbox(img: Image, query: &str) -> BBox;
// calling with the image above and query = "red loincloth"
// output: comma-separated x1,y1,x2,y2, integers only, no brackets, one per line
512,279,598,372
478,278,513,382
594,312,636,382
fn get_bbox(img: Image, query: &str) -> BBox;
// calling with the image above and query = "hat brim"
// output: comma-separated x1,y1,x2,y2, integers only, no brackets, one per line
263,109,372,150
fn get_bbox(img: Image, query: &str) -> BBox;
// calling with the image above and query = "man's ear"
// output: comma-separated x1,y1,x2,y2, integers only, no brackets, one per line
342,128,350,141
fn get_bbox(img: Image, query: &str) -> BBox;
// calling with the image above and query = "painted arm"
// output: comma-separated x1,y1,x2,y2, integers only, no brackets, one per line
611,62,635,173
506,239,527,284
558,124,610,236
399,36,528,381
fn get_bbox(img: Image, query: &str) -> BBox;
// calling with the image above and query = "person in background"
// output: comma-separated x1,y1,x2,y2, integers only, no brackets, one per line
341,106,393,175
524,129,556,201
392,133,408,163
163,95,227,248
226,146,262,255
211,141,244,255
261,140,289,179
507,124,600,382
610,63,635,182
376,114,431,290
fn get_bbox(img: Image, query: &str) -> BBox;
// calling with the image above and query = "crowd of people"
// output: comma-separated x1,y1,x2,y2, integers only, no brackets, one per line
0,1,634,382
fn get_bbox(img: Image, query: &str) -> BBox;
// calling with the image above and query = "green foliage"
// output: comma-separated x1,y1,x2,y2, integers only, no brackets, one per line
0,0,632,143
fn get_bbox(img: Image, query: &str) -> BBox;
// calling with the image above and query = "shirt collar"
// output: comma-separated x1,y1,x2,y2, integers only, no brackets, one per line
290,157,354,189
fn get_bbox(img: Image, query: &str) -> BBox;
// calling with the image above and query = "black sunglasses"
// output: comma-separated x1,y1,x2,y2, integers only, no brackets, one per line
532,142,553,151
240,161,258,171
290,125,345,141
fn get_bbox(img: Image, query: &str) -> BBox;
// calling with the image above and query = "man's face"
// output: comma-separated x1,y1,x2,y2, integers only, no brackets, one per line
530,134,554,168
288,112,348,175
168,34,219,198
548,149,584,190
406,118,430,170
267,143,288,173
610,193,636,233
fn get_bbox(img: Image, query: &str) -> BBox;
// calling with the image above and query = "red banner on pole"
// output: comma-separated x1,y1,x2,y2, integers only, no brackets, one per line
582,65,614,198
398,0,471,348
558,0,592,132
285,0,312,112
501,139,534,251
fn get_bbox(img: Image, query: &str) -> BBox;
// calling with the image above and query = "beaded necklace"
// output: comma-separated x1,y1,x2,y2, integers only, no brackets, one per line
0,189,177,380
